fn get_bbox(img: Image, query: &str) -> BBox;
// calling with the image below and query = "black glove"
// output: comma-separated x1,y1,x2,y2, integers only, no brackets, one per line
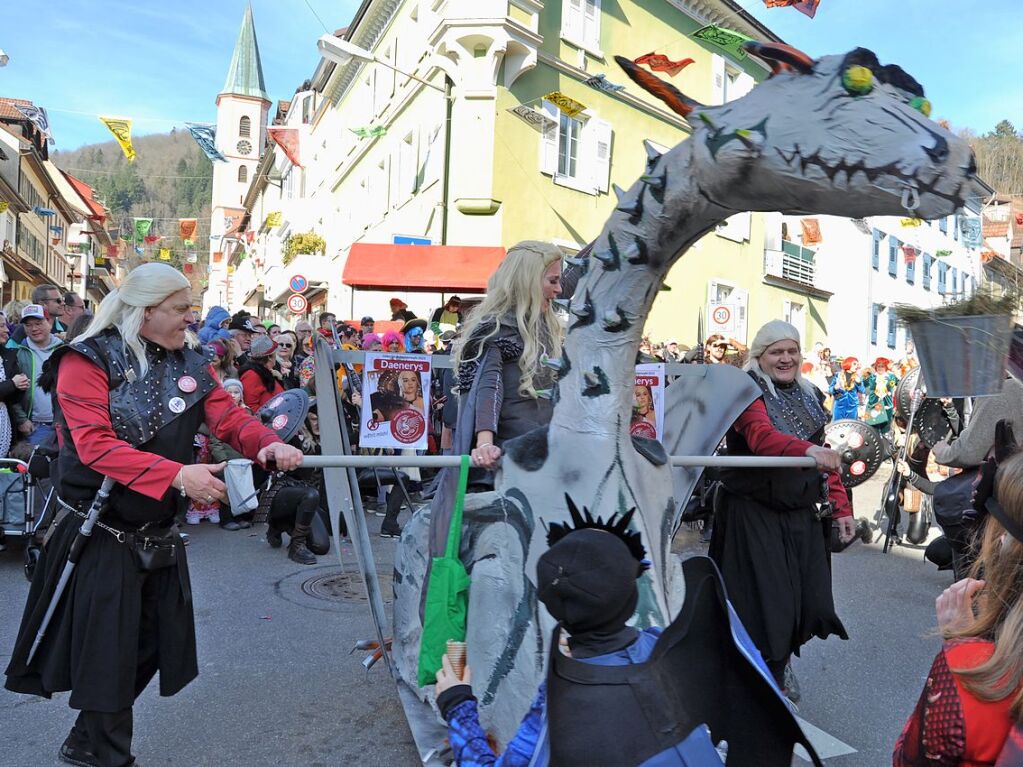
965,457,997,527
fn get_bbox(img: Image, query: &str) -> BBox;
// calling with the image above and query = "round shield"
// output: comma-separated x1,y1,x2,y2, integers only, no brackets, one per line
915,399,955,448
894,367,924,422
257,388,310,443
824,419,887,488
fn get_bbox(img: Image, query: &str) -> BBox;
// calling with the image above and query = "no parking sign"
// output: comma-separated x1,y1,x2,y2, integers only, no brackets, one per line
289,274,308,293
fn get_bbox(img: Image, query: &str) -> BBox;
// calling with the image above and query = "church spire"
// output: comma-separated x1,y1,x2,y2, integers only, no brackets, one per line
220,4,269,102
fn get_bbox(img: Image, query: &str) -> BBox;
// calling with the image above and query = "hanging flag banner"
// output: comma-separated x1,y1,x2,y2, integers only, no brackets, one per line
14,104,55,144
349,125,388,139
583,74,627,94
633,52,695,77
212,251,224,263
185,123,226,162
360,353,433,451
543,91,587,118
958,216,982,249
245,230,255,244
763,0,821,19
507,105,557,137
267,127,302,167
119,231,133,242
935,249,952,258
0,201,9,214
134,218,153,240
801,218,822,245
183,238,195,248
134,245,145,255
265,211,282,228
159,248,172,261
184,262,194,274
106,245,119,258
99,116,137,162
186,252,198,263
631,364,665,440
179,218,198,240
900,218,923,227
902,245,919,264
692,25,752,60
143,235,161,245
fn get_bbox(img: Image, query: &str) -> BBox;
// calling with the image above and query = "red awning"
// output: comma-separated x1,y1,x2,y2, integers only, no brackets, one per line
342,243,505,292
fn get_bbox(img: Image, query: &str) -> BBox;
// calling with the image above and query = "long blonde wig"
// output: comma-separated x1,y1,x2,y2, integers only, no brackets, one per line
946,450,1023,722
455,240,563,398
75,262,190,379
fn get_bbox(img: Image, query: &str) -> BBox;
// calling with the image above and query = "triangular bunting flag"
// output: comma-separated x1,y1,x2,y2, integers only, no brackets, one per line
179,219,198,240
134,218,153,240
99,116,136,162
633,53,695,77
14,104,55,144
185,123,226,162
267,127,302,167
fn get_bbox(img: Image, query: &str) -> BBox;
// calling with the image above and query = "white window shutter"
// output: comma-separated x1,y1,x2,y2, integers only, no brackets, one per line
711,54,726,105
734,288,749,344
591,118,612,194
735,71,755,99
539,101,558,176
561,0,583,42
583,0,601,48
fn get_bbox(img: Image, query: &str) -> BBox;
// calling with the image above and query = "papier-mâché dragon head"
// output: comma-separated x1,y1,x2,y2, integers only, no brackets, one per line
617,43,982,220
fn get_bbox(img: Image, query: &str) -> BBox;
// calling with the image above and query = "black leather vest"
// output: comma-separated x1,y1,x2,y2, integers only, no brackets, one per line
53,329,217,524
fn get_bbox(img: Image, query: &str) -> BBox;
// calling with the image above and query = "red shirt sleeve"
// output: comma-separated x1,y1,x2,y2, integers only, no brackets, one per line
240,369,264,413
734,399,851,517
203,369,279,460
57,353,181,500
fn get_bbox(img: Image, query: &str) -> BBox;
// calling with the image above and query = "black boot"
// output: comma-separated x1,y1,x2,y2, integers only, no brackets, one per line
288,522,317,565
266,523,283,549
380,488,403,538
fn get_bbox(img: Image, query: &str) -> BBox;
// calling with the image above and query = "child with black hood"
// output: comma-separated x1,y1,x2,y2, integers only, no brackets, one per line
434,498,661,766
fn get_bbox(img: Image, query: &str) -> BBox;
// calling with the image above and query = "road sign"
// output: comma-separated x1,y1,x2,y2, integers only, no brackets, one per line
711,305,731,326
392,235,432,246
289,274,308,293
287,293,308,314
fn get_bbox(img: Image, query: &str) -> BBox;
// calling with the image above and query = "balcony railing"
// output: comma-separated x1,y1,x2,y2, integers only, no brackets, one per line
764,241,816,287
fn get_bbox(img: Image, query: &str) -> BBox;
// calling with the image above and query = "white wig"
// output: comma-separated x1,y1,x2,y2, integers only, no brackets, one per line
743,319,814,398
75,262,190,379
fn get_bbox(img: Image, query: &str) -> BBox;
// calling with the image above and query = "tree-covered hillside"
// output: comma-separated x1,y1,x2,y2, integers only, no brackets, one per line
53,129,214,280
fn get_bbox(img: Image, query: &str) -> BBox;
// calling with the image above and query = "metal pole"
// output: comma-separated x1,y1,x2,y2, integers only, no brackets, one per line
296,454,818,470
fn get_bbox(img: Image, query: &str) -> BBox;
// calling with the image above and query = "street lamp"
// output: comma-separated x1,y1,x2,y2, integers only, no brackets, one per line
0,50,8,67
316,34,444,93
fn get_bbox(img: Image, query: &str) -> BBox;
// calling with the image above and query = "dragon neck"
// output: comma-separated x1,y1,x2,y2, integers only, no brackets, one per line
551,139,731,436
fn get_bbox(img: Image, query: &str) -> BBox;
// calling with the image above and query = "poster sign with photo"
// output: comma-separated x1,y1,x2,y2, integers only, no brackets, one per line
360,353,432,450
631,363,665,441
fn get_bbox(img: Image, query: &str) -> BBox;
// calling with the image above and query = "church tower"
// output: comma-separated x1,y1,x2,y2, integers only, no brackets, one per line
207,4,269,310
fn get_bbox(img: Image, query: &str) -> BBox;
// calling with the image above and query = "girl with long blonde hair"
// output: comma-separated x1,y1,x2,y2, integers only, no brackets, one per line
453,240,564,471
894,450,1023,764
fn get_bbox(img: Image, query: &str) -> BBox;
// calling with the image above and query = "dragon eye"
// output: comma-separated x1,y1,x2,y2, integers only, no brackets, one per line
910,96,932,118
842,65,874,95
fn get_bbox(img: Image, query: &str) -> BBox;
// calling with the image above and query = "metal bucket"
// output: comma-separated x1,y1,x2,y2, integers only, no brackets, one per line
908,314,1012,397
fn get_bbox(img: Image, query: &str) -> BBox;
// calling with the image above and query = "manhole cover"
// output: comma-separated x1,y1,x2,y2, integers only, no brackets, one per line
302,571,393,604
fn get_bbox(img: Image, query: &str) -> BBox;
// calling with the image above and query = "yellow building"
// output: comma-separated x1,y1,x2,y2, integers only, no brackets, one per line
250,0,831,343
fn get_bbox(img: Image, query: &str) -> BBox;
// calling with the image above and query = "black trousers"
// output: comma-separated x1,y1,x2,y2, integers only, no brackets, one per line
268,485,330,553
66,566,162,766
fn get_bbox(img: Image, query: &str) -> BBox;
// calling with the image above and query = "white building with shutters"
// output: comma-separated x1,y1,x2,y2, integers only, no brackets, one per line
807,212,983,361
226,0,785,325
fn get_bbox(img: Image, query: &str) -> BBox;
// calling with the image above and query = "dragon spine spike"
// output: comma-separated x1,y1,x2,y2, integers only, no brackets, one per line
550,298,571,312
615,189,644,223
593,240,622,271
642,139,663,162
568,291,595,330
623,238,649,265
564,256,589,268
639,172,666,190
541,356,564,371
612,184,627,202
744,41,815,74
601,306,631,332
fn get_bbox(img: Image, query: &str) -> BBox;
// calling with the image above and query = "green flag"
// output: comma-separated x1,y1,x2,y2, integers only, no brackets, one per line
134,218,153,240
693,24,752,59
417,455,471,687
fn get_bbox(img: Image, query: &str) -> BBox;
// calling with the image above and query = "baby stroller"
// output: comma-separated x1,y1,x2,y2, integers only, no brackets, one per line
0,445,58,581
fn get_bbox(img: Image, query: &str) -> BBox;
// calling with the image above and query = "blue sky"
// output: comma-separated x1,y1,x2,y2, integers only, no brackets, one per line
0,0,1017,150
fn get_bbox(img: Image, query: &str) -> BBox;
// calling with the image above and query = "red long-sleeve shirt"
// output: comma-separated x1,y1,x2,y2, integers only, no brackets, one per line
240,368,284,413
733,399,851,517
57,353,279,500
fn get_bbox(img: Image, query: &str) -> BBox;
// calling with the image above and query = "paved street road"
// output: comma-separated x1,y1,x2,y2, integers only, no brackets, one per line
0,468,951,765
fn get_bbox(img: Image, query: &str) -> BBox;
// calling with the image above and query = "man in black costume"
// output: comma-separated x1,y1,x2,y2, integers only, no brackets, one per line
5,263,302,767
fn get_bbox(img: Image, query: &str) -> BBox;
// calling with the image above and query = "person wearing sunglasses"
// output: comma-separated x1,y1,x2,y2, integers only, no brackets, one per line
275,330,300,389
402,318,428,353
